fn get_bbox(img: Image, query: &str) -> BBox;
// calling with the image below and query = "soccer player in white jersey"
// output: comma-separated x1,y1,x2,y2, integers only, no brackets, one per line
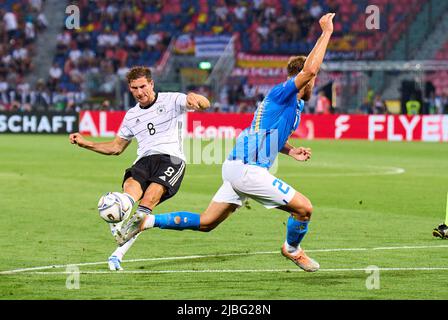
117,14,335,272
69,66,210,270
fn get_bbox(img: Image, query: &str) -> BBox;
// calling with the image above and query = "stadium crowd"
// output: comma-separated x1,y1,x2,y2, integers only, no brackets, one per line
0,0,446,115
0,0,48,111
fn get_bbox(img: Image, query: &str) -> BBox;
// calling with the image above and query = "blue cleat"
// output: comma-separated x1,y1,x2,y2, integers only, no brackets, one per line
108,255,123,271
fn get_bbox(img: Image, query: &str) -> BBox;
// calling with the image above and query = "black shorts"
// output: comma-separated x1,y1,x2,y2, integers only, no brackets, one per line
122,154,186,204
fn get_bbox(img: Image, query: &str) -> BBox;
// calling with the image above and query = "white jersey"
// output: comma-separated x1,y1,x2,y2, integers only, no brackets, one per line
118,92,188,163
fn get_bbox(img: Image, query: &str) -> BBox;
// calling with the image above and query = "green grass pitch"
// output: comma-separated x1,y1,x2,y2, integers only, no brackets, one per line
0,134,447,300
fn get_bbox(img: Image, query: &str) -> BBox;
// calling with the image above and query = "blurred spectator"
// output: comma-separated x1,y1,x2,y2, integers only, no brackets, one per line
30,0,42,11
146,32,163,49
48,62,62,91
52,87,67,111
36,11,48,30
16,78,32,111
68,42,82,64
309,1,323,20
24,20,36,44
316,91,331,114
326,0,340,14
359,97,373,114
424,92,437,114
256,23,269,41
117,61,130,80
373,94,386,114
32,78,50,111
405,95,421,115
2,9,18,40
0,76,9,110
215,4,228,23
243,83,256,100
234,4,247,21
434,92,447,114
305,88,318,114
100,99,111,110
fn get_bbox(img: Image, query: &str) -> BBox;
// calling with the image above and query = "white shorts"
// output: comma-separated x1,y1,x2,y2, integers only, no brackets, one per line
212,160,296,209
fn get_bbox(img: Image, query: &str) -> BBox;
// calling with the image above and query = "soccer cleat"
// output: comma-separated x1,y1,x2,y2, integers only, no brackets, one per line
433,224,448,239
108,255,123,271
109,221,123,238
115,211,148,246
281,244,320,272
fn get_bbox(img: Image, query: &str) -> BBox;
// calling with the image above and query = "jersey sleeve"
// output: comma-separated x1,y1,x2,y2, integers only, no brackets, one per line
267,78,298,105
174,93,188,115
117,118,134,141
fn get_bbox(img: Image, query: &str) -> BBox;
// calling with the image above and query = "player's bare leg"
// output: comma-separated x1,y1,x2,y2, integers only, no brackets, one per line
199,201,239,232
122,177,144,204
277,191,319,272
108,177,144,270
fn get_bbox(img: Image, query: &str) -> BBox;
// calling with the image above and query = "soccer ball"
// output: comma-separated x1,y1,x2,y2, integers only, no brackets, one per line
97,192,133,223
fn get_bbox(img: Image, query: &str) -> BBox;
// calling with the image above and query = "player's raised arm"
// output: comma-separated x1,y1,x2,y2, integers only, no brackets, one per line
186,92,211,111
294,13,335,91
69,133,131,156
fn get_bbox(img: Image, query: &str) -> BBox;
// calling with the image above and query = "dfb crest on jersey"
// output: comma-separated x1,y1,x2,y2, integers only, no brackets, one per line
157,106,166,114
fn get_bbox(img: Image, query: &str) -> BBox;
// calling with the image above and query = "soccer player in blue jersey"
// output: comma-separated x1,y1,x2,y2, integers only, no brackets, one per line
116,13,335,272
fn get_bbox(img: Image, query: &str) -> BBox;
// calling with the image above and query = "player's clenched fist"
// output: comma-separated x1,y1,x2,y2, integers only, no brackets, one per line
319,13,335,33
69,132,87,147
186,92,210,111
289,147,312,162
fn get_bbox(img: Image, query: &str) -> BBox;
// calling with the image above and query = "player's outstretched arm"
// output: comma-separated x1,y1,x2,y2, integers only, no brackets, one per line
294,13,335,91
281,141,312,162
69,133,131,155
186,92,211,111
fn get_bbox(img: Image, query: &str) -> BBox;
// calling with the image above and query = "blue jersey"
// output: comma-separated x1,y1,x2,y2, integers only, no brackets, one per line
229,78,304,169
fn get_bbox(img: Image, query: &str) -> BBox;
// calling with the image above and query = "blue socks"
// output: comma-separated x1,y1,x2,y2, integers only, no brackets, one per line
286,215,309,247
154,211,200,230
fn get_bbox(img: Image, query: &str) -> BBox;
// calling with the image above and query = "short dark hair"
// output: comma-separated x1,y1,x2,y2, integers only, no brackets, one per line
287,56,307,77
126,66,152,83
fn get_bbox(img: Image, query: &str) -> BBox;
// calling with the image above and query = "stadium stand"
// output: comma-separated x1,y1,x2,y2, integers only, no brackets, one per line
0,0,48,111
0,0,446,114
429,41,448,96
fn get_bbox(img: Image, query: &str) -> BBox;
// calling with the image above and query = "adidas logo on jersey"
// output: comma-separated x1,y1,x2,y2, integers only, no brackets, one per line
158,175,166,181
135,119,140,124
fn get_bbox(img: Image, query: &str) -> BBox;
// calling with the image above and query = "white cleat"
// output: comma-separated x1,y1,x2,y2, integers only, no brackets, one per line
108,255,123,271
115,211,148,246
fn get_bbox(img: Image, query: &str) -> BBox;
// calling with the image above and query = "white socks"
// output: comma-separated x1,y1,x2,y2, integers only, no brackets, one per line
142,214,155,230
111,234,139,261
284,241,300,254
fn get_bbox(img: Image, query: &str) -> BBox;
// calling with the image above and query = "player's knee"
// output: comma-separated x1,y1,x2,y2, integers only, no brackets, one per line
292,201,313,220
141,193,162,208
199,218,218,232
304,201,313,216
200,223,217,232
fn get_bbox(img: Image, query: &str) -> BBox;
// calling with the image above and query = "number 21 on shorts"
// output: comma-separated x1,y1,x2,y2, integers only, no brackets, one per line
272,178,290,194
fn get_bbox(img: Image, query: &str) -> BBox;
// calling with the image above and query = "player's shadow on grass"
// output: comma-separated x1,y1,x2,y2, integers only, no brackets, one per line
132,254,252,270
